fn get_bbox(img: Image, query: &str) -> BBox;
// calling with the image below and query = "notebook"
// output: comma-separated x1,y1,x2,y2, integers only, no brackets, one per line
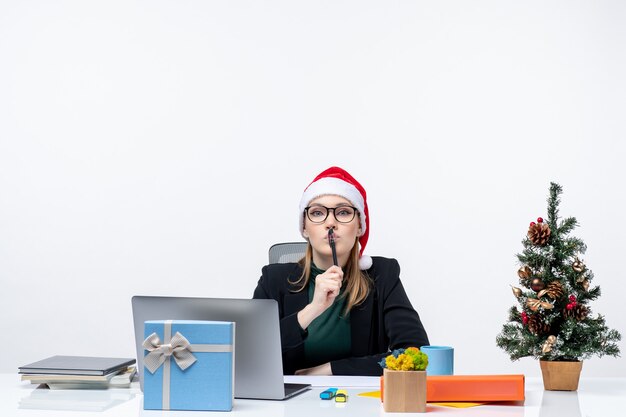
131,296,311,400
19,356,135,376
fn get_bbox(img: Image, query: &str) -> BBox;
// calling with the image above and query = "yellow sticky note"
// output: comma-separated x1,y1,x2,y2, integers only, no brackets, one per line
357,391,487,408
358,390,381,398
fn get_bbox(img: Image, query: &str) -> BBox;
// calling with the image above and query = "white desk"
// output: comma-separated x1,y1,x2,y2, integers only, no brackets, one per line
2,374,625,417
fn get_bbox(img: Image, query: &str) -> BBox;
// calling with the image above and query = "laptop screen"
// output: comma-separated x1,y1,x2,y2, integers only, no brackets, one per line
131,296,292,400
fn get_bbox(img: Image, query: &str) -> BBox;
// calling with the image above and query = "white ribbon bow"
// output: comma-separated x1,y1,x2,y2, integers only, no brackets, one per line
143,332,197,374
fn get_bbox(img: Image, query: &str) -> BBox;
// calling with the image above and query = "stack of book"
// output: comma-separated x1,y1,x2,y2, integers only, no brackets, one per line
19,355,136,389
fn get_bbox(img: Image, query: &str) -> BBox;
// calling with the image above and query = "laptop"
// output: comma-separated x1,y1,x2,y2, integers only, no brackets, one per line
131,296,310,400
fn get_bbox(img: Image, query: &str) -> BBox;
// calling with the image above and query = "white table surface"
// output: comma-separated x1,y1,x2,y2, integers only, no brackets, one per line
2,374,625,417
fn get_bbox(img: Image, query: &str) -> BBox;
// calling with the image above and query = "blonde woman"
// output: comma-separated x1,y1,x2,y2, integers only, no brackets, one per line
253,166,429,376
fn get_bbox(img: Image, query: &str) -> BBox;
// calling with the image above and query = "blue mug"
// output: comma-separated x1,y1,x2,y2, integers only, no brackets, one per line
420,345,454,375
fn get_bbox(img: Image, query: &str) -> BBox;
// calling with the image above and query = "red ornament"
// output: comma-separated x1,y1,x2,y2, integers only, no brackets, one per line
537,217,544,223
566,303,575,310
530,221,536,227
569,295,576,302
521,311,528,325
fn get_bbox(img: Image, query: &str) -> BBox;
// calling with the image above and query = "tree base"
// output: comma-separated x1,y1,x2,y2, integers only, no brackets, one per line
539,360,583,391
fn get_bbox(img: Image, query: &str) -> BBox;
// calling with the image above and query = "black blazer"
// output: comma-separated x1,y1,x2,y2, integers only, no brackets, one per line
252,256,429,376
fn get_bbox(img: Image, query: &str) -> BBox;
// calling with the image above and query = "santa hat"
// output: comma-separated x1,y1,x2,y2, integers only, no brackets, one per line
299,166,372,270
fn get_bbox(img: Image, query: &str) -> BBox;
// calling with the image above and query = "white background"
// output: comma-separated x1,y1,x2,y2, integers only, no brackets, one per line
1,1,624,377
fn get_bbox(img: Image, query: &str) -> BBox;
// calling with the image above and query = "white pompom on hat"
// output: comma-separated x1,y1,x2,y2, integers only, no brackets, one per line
299,166,372,270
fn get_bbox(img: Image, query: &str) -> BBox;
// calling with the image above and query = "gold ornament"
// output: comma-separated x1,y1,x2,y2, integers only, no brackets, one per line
527,298,540,311
526,298,554,312
518,266,532,280
511,286,522,298
542,335,557,354
572,257,585,273
576,275,590,291
528,222,551,246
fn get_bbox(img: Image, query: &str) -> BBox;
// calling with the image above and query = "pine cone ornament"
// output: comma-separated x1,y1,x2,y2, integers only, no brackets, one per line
528,222,551,246
564,304,589,321
527,313,550,335
538,281,564,300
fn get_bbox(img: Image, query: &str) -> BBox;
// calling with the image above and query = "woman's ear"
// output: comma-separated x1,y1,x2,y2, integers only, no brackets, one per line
303,228,309,238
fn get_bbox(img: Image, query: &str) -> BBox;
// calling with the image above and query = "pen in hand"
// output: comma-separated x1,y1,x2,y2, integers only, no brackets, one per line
328,229,338,266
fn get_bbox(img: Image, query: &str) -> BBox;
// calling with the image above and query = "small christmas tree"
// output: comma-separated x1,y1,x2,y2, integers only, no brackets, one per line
496,183,621,361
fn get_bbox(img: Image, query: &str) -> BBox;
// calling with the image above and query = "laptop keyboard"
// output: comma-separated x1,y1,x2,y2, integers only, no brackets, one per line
284,383,311,398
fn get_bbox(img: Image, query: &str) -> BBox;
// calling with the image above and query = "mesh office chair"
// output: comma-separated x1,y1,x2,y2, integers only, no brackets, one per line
268,242,308,264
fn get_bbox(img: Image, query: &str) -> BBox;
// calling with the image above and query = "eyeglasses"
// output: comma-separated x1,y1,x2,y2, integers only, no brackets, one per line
304,205,358,224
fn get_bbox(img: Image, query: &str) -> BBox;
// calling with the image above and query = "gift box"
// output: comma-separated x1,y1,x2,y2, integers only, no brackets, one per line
426,374,525,402
143,320,235,411
381,374,525,403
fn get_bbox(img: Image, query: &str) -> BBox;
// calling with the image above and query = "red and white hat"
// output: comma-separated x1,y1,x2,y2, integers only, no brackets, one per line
299,166,372,270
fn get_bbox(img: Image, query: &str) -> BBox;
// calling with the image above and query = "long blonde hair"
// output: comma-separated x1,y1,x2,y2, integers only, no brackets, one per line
289,238,372,314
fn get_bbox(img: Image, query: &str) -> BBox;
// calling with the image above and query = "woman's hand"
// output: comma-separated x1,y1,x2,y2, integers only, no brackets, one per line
297,265,343,330
311,265,343,312
295,362,332,376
